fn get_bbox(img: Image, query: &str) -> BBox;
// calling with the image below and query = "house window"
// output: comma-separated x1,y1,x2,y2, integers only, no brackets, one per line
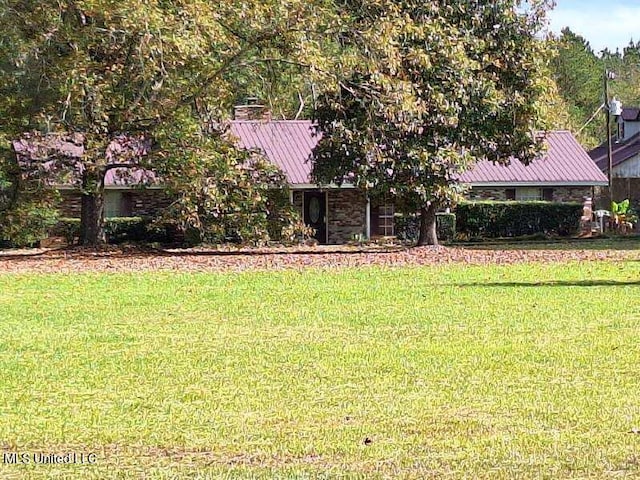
378,204,395,236
515,188,542,201
542,188,554,201
505,188,516,200
104,191,124,218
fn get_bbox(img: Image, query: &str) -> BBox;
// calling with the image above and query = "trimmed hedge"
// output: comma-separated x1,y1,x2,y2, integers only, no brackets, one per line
455,201,582,239
395,212,457,242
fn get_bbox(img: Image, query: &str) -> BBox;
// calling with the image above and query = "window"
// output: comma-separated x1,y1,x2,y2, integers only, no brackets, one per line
104,191,124,218
515,187,542,201
378,204,395,236
505,188,516,200
542,188,554,201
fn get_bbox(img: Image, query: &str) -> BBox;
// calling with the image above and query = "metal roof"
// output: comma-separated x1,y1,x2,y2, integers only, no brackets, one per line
230,120,318,185
459,131,608,185
589,131,640,172
231,123,607,187
621,107,640,122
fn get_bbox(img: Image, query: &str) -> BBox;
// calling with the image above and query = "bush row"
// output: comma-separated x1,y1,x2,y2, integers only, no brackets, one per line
52,217,176,245
455,201,582,239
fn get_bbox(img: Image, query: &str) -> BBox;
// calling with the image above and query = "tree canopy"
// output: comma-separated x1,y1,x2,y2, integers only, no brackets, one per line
312,0,553,245
0,0,334,245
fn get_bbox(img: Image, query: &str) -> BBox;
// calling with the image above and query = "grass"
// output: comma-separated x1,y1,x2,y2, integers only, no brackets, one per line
0,261,639,478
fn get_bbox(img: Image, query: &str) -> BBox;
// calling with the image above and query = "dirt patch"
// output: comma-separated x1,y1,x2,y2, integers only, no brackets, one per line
0,244,636,274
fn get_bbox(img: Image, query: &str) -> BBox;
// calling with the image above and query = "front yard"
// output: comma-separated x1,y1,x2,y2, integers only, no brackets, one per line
0,249,639,478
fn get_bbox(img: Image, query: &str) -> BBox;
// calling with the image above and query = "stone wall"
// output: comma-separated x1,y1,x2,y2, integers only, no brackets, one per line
466,188,508,201
549,187,593,203
128,190,172,216
58,189,172,218
468,186,593,203
327,189,367,244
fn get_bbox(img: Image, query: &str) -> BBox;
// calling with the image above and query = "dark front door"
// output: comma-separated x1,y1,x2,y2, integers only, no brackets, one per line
303,191,327,244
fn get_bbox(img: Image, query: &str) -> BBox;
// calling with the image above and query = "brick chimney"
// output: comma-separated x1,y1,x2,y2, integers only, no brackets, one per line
233,97,272,121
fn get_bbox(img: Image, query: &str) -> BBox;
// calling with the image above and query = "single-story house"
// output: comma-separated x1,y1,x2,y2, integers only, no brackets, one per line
231,122,607,243
33,109,606,244
589,107,640,204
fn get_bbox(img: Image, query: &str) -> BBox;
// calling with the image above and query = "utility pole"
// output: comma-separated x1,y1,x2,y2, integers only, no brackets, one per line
604,70,614,212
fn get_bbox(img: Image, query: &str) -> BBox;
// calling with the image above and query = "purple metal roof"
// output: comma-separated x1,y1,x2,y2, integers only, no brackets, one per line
459,131,608,185
231,122,606,186
621,107,640,122
589,131,640,172
230,120,318,184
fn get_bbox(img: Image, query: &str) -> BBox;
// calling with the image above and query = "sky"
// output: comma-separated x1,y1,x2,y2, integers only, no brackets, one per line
546,0,640,54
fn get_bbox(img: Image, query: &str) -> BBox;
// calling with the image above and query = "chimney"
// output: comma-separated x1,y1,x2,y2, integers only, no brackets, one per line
233,97,272,121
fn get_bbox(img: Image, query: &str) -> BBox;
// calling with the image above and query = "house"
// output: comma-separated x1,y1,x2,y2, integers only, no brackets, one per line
231,122,607,243
588,107,640,205
38,106,606,244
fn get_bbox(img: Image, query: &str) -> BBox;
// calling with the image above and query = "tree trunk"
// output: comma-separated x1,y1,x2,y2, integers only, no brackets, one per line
417,202,438,246
79,170,106,246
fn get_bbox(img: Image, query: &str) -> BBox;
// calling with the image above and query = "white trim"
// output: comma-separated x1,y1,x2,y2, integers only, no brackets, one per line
288,190,294,205
467,181,608,187
290,182,356,190
365,195,371,240
324,191,329,245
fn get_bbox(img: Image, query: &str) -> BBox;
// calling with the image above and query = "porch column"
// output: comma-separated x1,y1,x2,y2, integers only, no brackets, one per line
289,190,294,205
365,195,371,239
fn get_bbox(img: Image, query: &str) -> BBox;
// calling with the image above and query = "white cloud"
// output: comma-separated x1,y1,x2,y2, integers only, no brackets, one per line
547,5,640,53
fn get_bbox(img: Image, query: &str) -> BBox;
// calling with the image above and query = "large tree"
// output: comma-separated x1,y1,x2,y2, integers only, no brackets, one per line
312,0,553,245
0,0,331,245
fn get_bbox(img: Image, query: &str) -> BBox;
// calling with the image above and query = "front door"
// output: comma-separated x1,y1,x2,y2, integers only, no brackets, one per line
303,191,327,244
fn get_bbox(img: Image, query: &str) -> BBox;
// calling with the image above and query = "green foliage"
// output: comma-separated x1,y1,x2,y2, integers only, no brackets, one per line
455,201,583,239
0,0,337,245
155,125,301,245
312,1,551,245
54,216,175,245
611,198,638,227
0,201,60,247
1,262,639,477
396,213,456,242
550,29,640,148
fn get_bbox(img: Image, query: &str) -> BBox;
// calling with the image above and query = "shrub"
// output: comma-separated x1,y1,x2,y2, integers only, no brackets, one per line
395,212,457,242
52,217,175,245
455,201,582,239
0,203,60,248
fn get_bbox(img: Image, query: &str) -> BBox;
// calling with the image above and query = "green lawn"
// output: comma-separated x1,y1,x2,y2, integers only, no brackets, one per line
0,261,639,479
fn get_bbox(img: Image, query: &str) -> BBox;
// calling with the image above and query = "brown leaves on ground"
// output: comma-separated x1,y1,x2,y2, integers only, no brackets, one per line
0,244,636,274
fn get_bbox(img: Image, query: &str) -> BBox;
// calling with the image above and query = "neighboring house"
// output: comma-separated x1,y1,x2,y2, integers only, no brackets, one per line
589,107,640,204
231,122,607,243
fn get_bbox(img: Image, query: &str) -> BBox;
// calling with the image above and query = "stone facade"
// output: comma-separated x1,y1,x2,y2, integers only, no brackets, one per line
291,189,367,244
327,189,367,244
467,188,509,201
468,186,593,203
58,189,172,218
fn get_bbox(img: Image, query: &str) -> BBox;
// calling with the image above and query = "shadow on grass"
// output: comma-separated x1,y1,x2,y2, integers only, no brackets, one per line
455,236,640,251
450,279,640,288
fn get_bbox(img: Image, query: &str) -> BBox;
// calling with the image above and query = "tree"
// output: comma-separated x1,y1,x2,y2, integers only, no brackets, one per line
0,0,332,245
312,0,552,245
